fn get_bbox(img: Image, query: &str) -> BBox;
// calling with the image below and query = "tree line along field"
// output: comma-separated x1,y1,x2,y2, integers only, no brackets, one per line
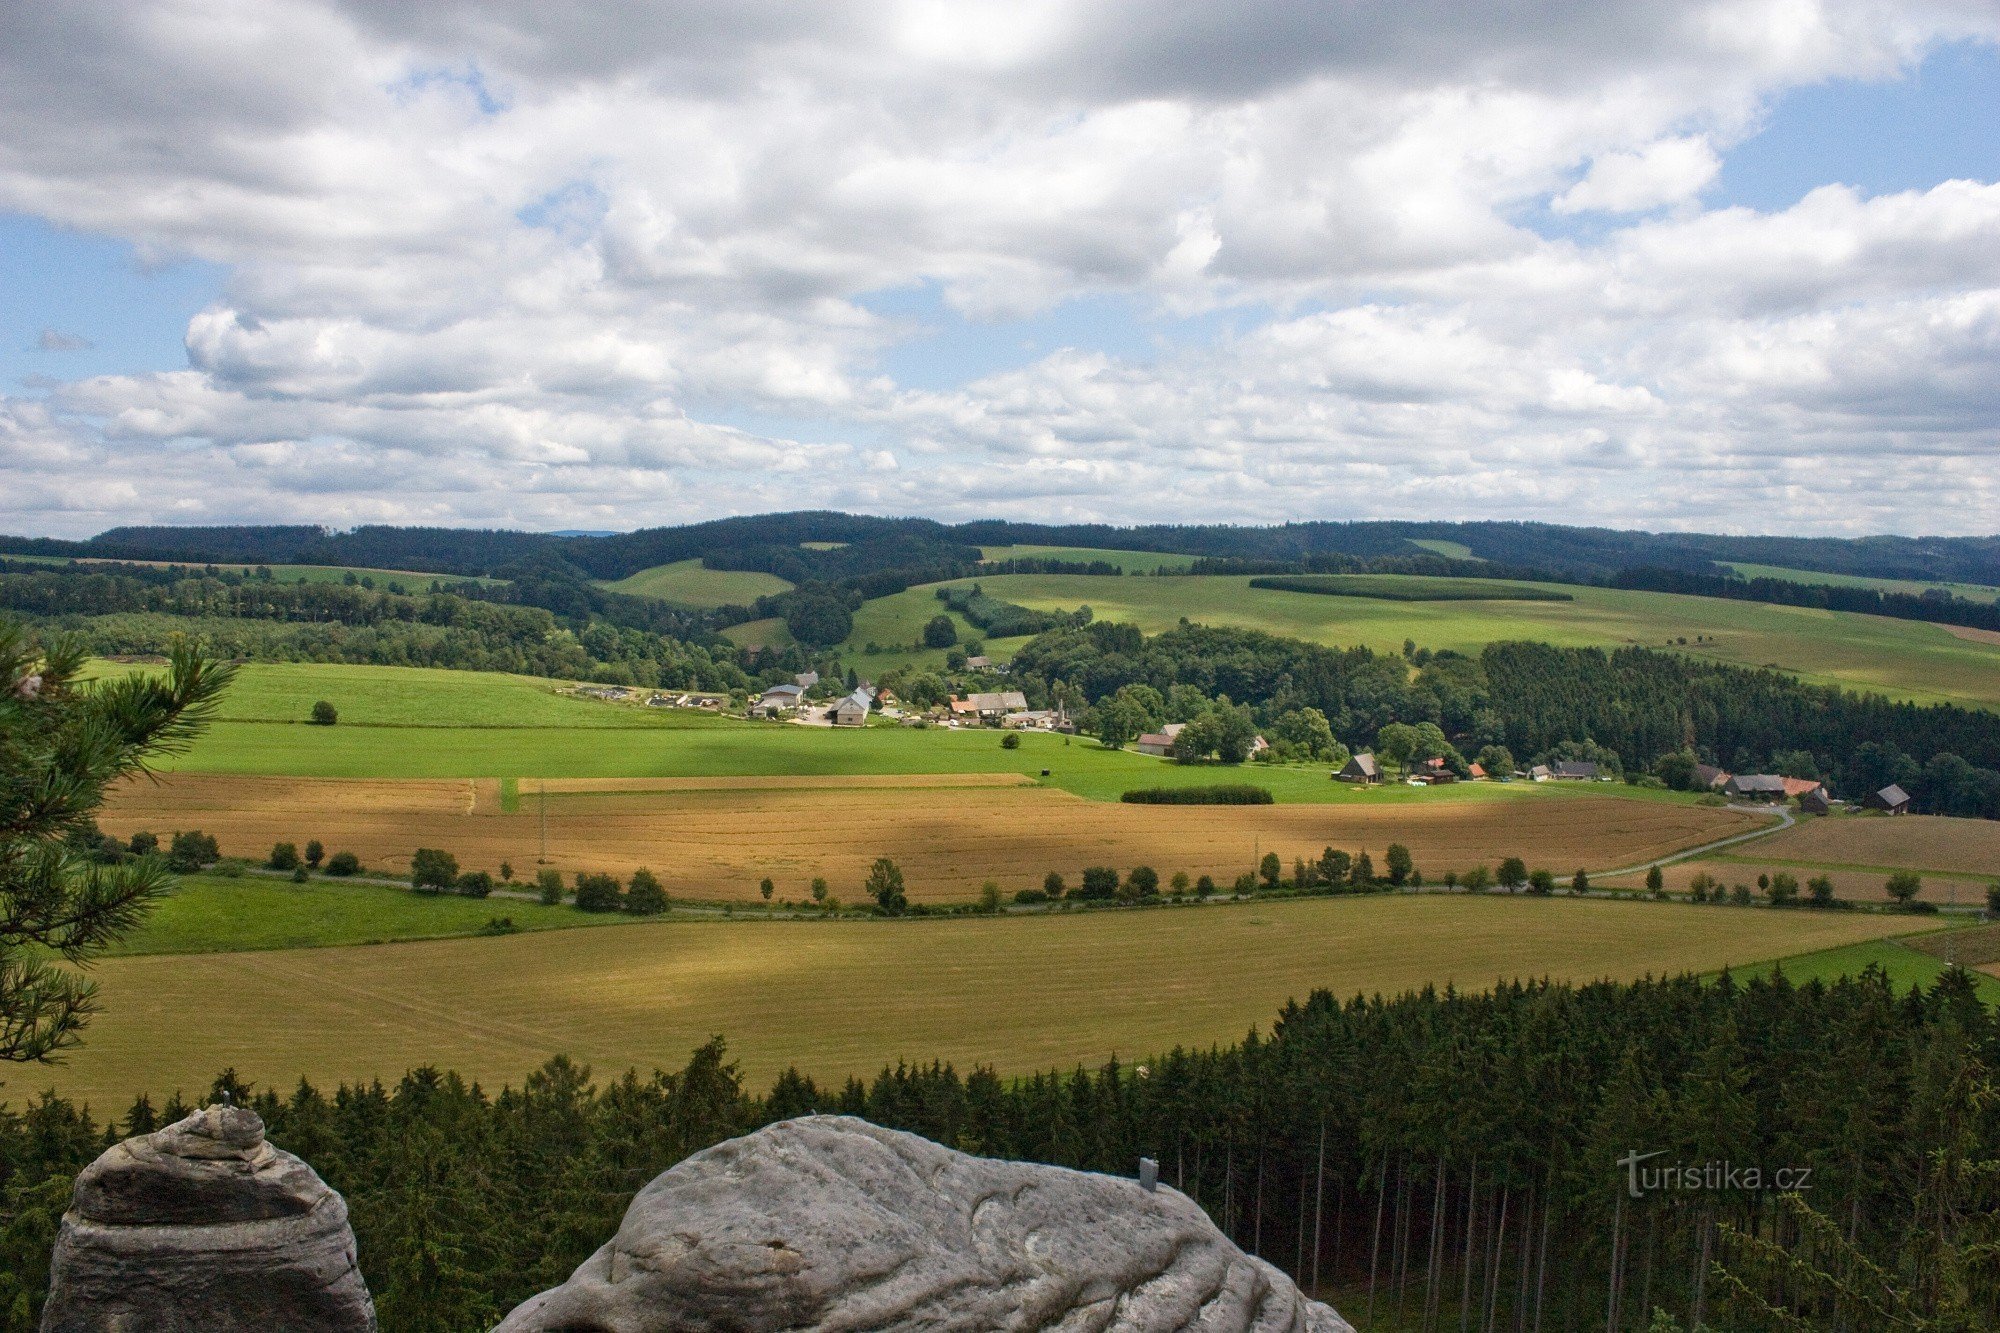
1602,812,2000,903
845,571,2000,711
1722,560,2000,604
975,543,1202,572
97,771,1754,902
33,893,1921,1114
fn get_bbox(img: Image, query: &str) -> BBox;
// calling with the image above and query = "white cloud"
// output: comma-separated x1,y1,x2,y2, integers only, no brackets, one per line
1,0,1997,535
1553,137,1721,214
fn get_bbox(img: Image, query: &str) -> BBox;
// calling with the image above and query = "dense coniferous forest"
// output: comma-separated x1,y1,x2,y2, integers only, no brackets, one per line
9,514,2000,586
2,968,1992,1330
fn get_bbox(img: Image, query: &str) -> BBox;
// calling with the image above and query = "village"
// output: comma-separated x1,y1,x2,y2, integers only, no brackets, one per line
563,675,1909,818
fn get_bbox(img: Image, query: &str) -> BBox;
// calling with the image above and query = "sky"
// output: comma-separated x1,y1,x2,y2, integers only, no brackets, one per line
2,2,1998,539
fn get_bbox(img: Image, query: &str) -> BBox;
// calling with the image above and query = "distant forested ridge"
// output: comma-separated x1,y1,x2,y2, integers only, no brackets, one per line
1006,621,2000,815
2,968,1993,1329
8,513,2000,587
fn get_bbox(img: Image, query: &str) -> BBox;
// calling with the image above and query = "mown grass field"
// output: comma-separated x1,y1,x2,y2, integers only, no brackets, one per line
1764,937,2000,1002
107,872,611,956
927,572,2000,710
598,559,793,607
1603,813,2000,903
101,771,1751,900
1723,561,2000,604
977,544,1201,572
34,894,1920,1112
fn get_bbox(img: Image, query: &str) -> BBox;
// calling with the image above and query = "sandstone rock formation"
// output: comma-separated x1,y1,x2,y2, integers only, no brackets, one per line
41,1103,375,1332
497,1114,1351,1332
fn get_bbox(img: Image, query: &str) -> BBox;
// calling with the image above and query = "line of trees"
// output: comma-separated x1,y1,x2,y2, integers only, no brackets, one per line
2,967,1992,1329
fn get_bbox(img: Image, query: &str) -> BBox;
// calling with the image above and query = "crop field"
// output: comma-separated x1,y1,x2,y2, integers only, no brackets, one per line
100,772,1755,900
33,894,1919,1112
1723,561,2000,604
925,572,2000,710
977,544,1200,572
598,558,793,607
1600,813,2000,902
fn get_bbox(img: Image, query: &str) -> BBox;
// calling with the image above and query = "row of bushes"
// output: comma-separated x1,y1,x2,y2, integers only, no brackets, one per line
1119,784,1275,805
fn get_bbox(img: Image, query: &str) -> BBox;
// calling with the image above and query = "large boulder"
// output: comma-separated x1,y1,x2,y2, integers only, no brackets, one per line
41,1103,375,1332
497,1114,1351,1332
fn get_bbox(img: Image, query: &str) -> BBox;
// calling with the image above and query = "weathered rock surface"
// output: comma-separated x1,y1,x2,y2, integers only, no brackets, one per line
496,1114,1352,1332
41,1103,375,1332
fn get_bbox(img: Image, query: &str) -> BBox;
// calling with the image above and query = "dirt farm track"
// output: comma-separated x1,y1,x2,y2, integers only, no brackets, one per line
103,774,1757,902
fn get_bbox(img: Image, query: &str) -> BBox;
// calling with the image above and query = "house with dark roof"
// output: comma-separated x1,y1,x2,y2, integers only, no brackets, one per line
1799,786,1833,816
1337,752,1381,783
1692,763,1730,790
950,691,1029,722
1550,761,1600,781
1724,774,1787,801
1864,784,1912,815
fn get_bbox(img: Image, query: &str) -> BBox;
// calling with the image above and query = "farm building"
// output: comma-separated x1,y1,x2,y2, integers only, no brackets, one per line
1550,761,1601,781
1467,762,1487,780
1338,753,1381,783
1723,774,1787,801
1781,777,1823,800
1799,787,1833,816
1692,763,1730,789
1527,764,1552,782
1411,757,1456,783
1135,723,1186,756
963,655,994,670
1865,784,1912,815
753,683,806,716
950,691,1030,722
830,687,874,727
794,671,819,689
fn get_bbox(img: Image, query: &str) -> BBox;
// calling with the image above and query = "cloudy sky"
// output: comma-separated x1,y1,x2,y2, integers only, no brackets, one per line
3,0,1998,538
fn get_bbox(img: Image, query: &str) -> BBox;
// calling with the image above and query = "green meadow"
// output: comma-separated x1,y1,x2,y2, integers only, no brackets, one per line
598,558,793,607
107,872,611,956
896,571,2000,710
1722,561,2000,604
977,544,1202,573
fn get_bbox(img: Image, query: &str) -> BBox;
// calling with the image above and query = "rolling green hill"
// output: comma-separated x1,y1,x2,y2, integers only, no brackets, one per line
599,559,793,607
847,571,2000,711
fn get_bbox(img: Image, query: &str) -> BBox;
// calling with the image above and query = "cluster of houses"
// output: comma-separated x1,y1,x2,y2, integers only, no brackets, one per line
1690,765,1910,816
1332,753,1574,785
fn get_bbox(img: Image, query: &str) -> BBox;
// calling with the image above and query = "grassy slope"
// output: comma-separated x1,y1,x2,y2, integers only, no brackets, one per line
109,873,611,956
59,558,502,587
1760,937,2000,1003
1406,538,1480,560
39,895,1915,1110
1724,561,2000,605
942,572,2000,710
90,661,675,729
977,544,1201,573
719,616,796,650
599,559,793,607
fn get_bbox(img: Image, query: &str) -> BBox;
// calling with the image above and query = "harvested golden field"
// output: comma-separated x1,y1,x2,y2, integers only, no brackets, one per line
1601,858,1988,903
37,895,1916,1111
1749,814,2000,877
100,774,1756,902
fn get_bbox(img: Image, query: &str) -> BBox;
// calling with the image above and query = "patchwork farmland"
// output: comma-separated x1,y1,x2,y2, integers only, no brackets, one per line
37,893,1920,1113
99,772,1756,902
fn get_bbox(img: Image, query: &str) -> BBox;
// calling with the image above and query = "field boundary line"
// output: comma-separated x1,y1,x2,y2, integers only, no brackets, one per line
1593,804,1795,880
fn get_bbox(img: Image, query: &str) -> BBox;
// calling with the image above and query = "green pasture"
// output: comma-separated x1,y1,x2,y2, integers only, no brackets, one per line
1405,538,1480,560
598,559,793,607
1249,574,1573,601
54,558,499,588
1724,561,2000,604
1753,936,2000,1003
718,616,796,650
109,873,608,957
977,544,1200,573
88,661,682,729
844,585,1034,673
919,572,2000,710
